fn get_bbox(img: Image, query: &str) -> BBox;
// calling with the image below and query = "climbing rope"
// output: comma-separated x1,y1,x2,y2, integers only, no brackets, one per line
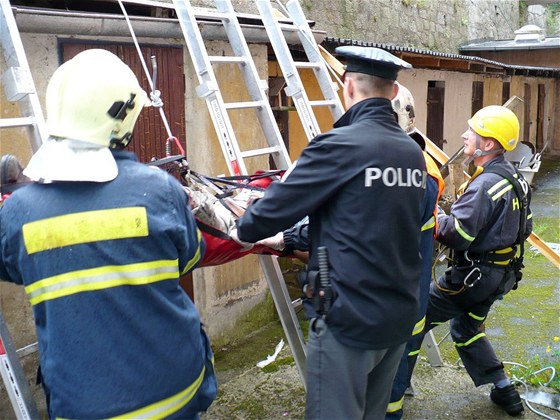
117,0,185,157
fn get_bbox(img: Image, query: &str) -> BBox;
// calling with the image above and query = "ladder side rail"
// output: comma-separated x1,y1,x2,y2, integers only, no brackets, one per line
0,312,40,419
215,0,291,171
0,1,47,152
259,255,307,388
256,0,321,142
284,0,344,122
173,0,247,176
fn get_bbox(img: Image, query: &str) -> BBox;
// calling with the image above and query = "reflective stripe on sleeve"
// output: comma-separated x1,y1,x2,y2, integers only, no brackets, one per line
487,179,513,201
454,217,475,242
23,207,149,255
181,229,203,275
25,259,179,305
421,216,435,232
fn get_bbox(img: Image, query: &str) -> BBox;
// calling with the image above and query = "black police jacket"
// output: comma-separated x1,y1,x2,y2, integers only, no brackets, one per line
237,98,427,350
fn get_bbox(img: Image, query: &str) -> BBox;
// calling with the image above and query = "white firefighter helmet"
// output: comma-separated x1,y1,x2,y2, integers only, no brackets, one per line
392,82,426,150
24,49,149,183
392,82,416,134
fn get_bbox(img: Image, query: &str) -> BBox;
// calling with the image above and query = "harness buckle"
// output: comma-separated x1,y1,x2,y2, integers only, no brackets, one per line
463,266,482,288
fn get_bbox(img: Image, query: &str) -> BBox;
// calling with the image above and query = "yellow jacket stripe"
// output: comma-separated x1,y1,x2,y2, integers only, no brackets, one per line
23,207,149,255
181,228,203,275
25,259,179,305
454,217,475,242
108,366,206,419
490,183,513,201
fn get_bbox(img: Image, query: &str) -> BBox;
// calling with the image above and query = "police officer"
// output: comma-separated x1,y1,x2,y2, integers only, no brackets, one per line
408,105,532,417
235,46,427,419
0,50,216,418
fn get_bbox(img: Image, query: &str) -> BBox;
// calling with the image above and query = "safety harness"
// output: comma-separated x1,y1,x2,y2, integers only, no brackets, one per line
436,165,530,295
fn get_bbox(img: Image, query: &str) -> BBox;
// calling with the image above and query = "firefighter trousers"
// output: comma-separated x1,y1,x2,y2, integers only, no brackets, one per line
414,263,517,387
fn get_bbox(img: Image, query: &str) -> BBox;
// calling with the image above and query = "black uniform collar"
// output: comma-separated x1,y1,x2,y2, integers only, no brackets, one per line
334,98,393,128
482,153,507,168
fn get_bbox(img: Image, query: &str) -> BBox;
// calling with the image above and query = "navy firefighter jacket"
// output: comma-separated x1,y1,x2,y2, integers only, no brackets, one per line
0,150,215,419
237,98,427,350
437,154,533,253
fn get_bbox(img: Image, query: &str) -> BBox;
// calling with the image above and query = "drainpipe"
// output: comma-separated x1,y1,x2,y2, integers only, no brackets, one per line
11,6,326,44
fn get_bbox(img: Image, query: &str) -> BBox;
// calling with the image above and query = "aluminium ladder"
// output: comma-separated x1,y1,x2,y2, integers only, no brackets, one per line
172,0,308,387
0,0,45,418
256,0,344,142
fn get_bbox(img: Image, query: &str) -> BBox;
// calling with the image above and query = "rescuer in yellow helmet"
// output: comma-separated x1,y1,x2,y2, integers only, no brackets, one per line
407,105,532,417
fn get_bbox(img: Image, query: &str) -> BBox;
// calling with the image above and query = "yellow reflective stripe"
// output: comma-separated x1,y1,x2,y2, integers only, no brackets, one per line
487,178,509,195
527,212,533,220
412,316,426,336
386,396,404,413
468,312,486,321
408,349,421,356
109,365,206,419
421,216,435,232
455,332,486,347
491,184,513,201
493,260,511,266
23,207,149,255
495,247,514,254
181,229,203,275
454,217,475,242
25,259,179,305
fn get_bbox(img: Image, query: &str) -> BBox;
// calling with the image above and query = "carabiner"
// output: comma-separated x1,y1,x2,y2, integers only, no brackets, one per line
463,267,481,288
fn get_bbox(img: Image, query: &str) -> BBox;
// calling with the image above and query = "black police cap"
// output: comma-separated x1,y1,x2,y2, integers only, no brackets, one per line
335,46,412,80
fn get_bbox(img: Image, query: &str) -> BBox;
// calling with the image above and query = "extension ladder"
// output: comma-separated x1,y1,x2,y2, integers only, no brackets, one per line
172,0,310,386
0,0,45,417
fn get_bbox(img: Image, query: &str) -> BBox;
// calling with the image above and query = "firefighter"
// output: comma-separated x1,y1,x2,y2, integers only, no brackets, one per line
234,46,427,419
0,49,216,418
408,105,532,417
386,83,445,419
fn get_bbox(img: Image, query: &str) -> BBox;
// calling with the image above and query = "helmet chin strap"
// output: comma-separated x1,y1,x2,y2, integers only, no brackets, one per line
463,133,503,166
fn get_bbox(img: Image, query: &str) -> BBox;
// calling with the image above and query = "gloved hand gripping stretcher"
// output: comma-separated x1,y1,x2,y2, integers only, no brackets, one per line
147,155,290,266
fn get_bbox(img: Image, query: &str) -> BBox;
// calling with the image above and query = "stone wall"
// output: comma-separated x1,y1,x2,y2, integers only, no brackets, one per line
190,0,520,53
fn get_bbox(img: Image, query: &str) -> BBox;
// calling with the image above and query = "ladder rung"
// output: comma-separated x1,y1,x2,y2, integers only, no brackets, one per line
224,101,262,110
240,146,282,158
194,11,231,21
208,56,247,64
0,117,36,128
294,61,321,69
309,99,339,108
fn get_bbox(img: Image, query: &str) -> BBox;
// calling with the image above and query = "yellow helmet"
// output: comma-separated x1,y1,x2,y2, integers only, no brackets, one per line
468,105,520,151
46,49,149,149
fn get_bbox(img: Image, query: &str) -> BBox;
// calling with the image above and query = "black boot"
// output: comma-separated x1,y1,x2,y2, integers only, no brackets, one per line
490,384,524,416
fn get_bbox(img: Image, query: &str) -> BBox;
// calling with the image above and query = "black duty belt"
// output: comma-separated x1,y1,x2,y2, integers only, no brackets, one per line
452,246,517,268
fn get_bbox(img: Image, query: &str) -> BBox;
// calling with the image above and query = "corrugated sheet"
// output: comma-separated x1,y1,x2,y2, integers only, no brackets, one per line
323,37,560,78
